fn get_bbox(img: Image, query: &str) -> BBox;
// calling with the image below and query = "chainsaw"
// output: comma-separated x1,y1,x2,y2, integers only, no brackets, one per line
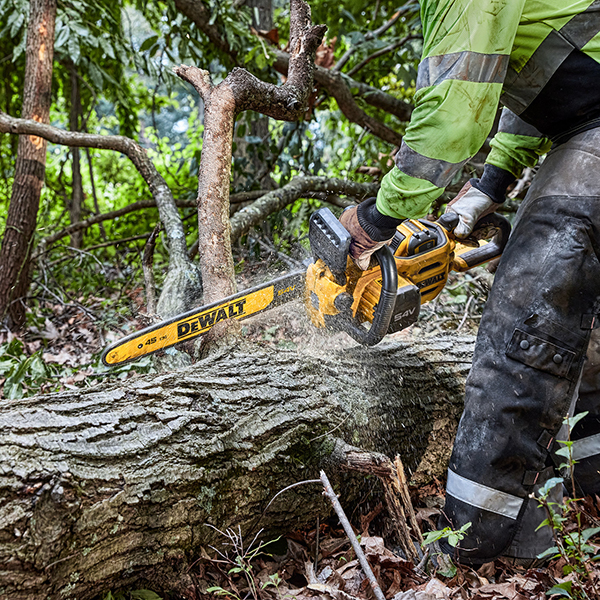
101,208,510,367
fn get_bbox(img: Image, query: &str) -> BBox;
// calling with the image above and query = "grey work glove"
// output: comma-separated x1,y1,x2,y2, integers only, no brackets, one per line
339,198,401,270
445,181,503,238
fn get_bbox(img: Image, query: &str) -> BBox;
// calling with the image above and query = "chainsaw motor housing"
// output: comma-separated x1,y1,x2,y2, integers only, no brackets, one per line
305,208,511,345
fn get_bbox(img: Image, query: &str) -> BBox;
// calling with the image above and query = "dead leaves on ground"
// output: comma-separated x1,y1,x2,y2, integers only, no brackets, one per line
190,520,595,600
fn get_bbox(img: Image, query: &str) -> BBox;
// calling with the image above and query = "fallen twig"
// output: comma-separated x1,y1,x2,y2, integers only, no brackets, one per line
143,223,162,315
320,470,387,600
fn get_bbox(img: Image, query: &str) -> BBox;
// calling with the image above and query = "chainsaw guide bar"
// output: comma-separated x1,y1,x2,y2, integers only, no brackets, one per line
101,270,305,366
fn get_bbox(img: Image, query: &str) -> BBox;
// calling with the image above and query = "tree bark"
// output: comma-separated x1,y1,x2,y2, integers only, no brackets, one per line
69,63,84,249
0,0,56,329
0,333,473,599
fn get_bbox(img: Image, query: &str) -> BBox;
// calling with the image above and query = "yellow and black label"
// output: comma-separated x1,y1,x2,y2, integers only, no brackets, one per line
102,270,305,366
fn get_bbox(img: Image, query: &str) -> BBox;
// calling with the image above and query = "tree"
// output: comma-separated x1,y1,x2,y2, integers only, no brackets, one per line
174,0,326,301
0,0,56,328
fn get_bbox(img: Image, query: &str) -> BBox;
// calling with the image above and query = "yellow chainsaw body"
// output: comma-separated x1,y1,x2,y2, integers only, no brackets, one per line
305,218,486,330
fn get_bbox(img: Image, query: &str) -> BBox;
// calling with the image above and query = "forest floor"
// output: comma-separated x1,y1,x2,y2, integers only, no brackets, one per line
186,486,600,600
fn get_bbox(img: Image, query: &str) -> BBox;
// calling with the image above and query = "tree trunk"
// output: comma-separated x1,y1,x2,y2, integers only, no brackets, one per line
175,0,326,303
69,63,84,249
0,0,56,329
0,333,473,599
196,84,238,301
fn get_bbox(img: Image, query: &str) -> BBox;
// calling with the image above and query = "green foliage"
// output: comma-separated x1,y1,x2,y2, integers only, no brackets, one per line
534,413,600,599
0,339,59,399
420,522,471,579
422,521,471,549
204,528,283,600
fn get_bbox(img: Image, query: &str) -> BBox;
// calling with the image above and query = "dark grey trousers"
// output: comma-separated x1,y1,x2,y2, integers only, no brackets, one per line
441,127,600,563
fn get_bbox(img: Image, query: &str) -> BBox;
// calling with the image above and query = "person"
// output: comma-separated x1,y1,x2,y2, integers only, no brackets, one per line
339,0,600,564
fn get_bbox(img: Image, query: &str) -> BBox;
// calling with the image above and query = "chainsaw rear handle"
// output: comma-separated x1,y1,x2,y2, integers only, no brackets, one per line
329,245,398,346
437,212,511,271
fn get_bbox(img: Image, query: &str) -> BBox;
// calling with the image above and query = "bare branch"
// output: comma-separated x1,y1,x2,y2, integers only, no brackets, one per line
347,34,420,78
174,0,326,303
334,2,417,72
85,233,151,251
273,52,410,144
320,470,387,600
41,201,156,246
172,65,214,100
346,76,413,121
229,175,378,240
174,0,238,62
0,111,192,272
143,223,162,315
41,190,270,249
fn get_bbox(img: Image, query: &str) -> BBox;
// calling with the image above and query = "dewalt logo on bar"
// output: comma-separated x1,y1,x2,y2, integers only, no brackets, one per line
177,298,247,339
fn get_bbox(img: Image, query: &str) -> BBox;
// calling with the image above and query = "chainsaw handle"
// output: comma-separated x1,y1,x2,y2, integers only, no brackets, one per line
454,213,511,271
333,245,398,346
438,212,512,271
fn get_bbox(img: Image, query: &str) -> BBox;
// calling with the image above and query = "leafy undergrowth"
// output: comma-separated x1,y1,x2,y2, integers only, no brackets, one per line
0,290,156,399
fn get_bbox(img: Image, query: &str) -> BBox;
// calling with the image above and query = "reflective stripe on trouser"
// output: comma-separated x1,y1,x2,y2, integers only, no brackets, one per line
564,328,600,495
441,126,600,564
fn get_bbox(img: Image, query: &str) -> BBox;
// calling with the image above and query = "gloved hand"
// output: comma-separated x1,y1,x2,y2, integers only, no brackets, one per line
339,197,401,270
445,181,503,238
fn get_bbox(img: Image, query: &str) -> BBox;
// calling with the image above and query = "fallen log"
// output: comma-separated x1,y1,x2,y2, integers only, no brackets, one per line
0,333,474,599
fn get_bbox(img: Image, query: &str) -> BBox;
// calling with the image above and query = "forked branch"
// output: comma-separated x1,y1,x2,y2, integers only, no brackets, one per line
174,0,326,303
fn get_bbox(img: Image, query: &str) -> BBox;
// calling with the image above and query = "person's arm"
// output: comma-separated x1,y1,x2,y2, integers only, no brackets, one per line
479,109,552,201
443,109,551,236
376,0,526,221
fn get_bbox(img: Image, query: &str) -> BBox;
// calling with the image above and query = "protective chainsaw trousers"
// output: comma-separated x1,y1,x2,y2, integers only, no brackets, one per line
441,127,600,564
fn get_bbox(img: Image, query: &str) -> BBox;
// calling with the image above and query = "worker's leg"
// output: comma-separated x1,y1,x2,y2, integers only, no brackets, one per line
440,127,600,564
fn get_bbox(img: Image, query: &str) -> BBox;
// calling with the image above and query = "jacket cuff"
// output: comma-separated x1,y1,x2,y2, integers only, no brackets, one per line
356,197,403,241
471,164,516,204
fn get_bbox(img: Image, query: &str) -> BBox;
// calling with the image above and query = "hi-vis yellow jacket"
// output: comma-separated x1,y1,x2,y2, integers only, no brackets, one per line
377,0,600,219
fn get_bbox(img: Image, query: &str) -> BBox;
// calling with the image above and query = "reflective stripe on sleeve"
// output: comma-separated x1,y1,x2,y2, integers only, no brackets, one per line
417,52,509,90
571,432,600,461
497,109,544,137
395,141,469,188
502,0,600,114
446,469,524,520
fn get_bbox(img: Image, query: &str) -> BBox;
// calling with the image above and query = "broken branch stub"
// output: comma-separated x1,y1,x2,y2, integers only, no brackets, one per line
174,0,326,304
